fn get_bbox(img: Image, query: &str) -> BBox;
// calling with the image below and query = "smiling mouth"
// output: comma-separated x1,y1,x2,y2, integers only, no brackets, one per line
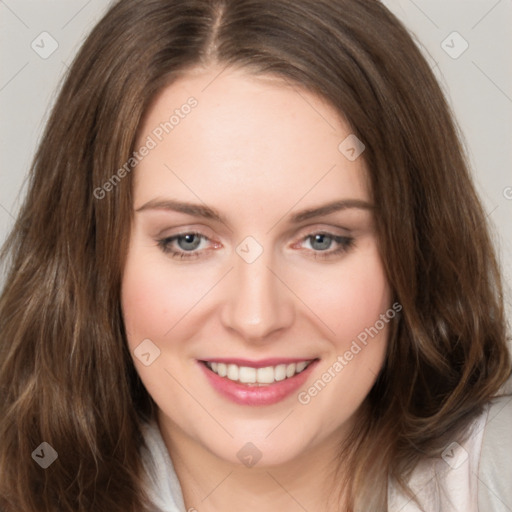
201,359,316,386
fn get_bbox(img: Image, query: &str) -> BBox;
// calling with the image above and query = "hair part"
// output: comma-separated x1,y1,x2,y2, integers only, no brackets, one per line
0,1,510,511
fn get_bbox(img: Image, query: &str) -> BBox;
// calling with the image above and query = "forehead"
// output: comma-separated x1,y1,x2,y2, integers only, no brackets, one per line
133,67,370,213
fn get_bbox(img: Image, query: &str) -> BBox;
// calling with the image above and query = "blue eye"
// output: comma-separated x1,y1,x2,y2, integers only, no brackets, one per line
157,231,354,261
301,233,354,258
157,232,210,259
308,233,334,251
175,233,202,251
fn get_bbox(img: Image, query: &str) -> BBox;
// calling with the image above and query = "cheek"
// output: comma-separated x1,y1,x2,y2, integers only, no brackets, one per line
337,263,390,342
293,243,391,345
294,254,391,428
121,263,170,347
121,245,212,348
120,248,202,408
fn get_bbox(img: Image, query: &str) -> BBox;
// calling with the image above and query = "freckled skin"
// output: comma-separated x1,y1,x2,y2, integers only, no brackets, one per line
121,67,391,511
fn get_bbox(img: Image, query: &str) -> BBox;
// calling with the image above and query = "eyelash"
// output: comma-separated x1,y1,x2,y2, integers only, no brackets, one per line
157,232,212,260
300,233,355,260
156,232,355,260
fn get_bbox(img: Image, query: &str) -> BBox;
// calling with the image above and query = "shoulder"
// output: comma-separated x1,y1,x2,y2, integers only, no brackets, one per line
478,395,512,511
388,395,512,512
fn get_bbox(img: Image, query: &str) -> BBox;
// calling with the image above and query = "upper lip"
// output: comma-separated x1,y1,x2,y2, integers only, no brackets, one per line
200,357,318,369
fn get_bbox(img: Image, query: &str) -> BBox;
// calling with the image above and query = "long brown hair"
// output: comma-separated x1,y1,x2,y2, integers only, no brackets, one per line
1,0,510,510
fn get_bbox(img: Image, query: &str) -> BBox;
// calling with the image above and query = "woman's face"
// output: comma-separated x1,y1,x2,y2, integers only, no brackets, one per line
122,67,392,467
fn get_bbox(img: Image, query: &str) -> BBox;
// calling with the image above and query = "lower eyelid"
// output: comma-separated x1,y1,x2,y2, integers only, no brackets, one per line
312,238,355,258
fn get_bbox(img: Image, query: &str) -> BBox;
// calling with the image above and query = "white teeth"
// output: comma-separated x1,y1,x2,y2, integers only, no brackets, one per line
217,362,227,377
274,364,287,381
205,360,313,385
227,364,239,381
239,366,256,384
296,361,308,372
256,366,275,384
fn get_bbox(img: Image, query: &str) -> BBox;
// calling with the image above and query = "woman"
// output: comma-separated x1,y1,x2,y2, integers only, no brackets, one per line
0,0,510,511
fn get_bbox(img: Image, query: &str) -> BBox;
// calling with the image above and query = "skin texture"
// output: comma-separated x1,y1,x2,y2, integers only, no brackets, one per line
121,67,392,511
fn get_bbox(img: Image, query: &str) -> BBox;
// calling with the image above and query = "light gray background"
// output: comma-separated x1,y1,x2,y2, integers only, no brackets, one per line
1,0,511,318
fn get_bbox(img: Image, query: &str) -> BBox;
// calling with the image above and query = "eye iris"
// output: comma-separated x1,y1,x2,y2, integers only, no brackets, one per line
311,234,332,251
177,234,201,251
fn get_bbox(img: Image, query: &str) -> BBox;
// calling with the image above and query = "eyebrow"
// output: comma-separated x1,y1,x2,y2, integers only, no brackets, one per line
135,198,226,223
135,198,373,224
289,199,373,223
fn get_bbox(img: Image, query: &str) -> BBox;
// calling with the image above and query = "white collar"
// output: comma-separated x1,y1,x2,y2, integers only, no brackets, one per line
141,421,187,512
140,406,489,512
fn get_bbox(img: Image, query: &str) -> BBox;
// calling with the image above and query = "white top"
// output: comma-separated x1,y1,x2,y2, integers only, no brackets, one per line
140,396,512,512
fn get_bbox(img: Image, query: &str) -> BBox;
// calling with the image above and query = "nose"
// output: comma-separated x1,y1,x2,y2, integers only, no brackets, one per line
220,249,295,343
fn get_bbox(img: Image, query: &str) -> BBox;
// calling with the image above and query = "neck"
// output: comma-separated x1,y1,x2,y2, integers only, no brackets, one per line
158,415,351,512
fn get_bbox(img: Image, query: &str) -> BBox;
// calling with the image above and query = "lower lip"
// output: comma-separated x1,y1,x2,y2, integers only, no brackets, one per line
198,360,318,406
